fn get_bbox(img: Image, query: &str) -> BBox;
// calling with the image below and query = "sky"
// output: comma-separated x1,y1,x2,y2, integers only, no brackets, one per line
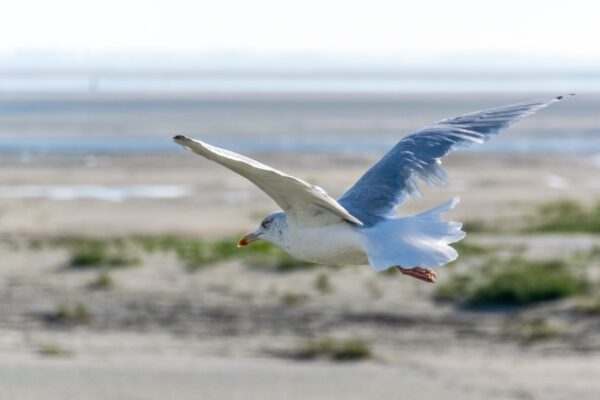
1,0,599,68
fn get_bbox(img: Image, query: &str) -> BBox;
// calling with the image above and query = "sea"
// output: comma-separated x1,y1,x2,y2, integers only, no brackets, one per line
1,71,599,155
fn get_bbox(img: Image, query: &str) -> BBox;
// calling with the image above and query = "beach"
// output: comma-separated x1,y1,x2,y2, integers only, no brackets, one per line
0,149,599,399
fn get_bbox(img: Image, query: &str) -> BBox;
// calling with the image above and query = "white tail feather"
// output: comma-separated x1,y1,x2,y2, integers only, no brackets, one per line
362,197,465,271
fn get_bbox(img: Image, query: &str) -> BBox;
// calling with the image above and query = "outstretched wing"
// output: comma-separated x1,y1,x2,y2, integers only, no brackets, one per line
338,95,572,225
173,135,362,226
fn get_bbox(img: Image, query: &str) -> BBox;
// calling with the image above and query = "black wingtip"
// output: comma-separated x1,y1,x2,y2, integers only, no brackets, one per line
173,134,187,141
557,93,576,100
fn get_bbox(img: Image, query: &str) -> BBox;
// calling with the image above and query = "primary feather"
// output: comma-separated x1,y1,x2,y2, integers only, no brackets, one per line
338,95,573,226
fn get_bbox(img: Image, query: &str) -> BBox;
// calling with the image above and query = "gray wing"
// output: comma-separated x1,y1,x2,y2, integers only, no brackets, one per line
338,95,572,226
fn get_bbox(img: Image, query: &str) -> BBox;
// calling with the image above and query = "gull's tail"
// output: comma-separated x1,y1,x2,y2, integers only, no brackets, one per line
361,197,465,272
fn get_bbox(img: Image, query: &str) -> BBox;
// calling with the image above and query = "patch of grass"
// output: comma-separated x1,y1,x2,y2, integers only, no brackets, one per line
131,235,188,253
470,260,587,306
41,235,319,272
87,271,114,290
132,235,236,271
48,302,93,325
177,237,239,271
451,241,494,257
132,235,209,270
526,200,600,233
68,239,139,268
435,273,473,301
37,343,73,357
295,337,372,361
461,220,491,233
437,258,587,306
503,318,567,343
314,273,333,294
281,292,308,306
28,239,44,250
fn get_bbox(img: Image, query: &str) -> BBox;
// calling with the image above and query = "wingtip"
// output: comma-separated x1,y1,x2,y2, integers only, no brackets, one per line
556,93,576,100
173,134,188,142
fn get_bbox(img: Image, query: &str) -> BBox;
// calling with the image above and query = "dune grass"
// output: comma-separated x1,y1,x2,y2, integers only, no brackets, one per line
48,302,93,325
67,238,140,268
45,235,317,273
526,200,600,234
87,271,115,290
437,258,588,306
314,273,333,294
132,235,234,271
281,292,308,306
294,337,372,361
451,240,496,257
132,235,318,272
37,343,74,357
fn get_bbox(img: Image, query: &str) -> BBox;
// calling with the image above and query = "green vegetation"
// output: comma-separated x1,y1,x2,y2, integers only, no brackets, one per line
281,292,308,306
526,200,600,233
314,273,333,294
437,258,587,306
49,302,93,325
503,318,567,343
451,240,495,257
33,234,322,273
295,337,372,361
461,220,492,233
132,235,317,272
435,273,474,301
87,271,114,290
132,235,237,271
137,235,317,272
449,199,600,234
68,239,139,268
40,235,311,272
37,343,74,357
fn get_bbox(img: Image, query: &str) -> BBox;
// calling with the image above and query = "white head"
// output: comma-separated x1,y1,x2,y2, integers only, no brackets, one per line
238,212,288,248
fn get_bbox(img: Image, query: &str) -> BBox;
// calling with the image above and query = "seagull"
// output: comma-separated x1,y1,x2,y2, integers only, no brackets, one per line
173,95,571,283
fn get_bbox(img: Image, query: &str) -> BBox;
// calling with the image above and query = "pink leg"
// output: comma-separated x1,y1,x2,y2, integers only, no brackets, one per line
396,266,437,283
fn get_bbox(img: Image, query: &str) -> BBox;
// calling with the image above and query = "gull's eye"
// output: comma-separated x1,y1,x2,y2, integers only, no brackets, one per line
261,220,270,229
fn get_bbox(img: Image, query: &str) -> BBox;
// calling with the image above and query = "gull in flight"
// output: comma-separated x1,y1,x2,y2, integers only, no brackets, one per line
173,95,571,283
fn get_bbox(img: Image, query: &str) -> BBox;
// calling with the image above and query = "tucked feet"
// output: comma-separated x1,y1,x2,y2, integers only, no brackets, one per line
396,266,437,283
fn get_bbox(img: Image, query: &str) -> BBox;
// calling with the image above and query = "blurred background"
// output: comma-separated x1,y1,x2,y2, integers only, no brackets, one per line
1,1,599,399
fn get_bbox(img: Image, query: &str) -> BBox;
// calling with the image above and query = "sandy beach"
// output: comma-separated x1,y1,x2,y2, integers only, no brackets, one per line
0,151,599,399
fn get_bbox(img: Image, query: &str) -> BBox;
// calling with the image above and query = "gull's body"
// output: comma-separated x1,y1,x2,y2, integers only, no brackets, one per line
174,95,571,282
269,216,367,265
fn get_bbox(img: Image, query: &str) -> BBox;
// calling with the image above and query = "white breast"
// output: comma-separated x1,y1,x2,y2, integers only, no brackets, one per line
281,222,368,266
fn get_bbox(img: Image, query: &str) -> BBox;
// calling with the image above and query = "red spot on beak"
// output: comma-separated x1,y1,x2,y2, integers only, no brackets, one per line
238,233,259,247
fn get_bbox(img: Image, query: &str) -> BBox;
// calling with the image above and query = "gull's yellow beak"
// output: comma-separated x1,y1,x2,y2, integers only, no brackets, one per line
237,232,261,247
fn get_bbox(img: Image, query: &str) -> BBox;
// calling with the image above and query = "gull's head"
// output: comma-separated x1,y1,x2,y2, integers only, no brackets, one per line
238,212,287,248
